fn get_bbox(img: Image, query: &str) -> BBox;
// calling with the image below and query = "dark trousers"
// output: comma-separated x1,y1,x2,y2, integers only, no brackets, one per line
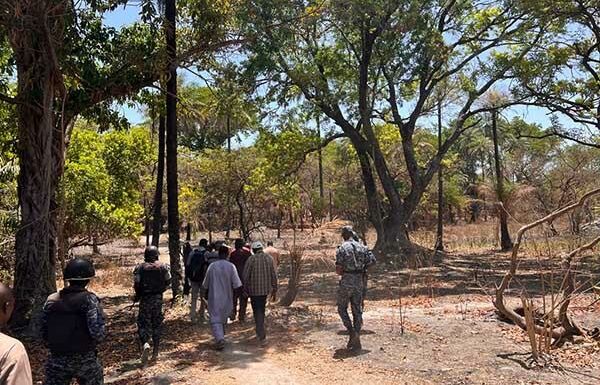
232,290,248,320
183,277,191,296
44,351,103,385
337,283,363,334
250,295,267,340
137,294,164,345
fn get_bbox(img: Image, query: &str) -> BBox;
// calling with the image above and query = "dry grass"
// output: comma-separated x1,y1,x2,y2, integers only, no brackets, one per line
410,221,514,252
410,219,597,257
89,261,133,292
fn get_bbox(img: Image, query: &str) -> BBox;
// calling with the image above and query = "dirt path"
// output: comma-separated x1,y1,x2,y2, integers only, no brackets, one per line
98,294,600,385
26,239,600,385
100,297,430,385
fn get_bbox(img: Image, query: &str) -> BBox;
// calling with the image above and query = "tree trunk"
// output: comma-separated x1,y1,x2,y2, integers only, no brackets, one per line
276,208,283,239
317,116,324,199
355,150,384,246
448,203,456,224
378,217,414,260
152,116,166,247
236,186,248,240
435,101,444,252
10,2,65,328
279,246,304,307
569,210,582,235
12,92,58,328
328,189,333,221
56,184,69,269
208,209,213,244
491,110,513,251
165,0,182,299
13,102,59,330
185,223,191,241
225,114,232,238
145,216,151,246
56,221,68,270
92,238,100,255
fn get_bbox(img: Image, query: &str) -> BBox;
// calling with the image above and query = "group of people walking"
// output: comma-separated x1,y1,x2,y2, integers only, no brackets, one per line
182,239,279,350
0,225,375,384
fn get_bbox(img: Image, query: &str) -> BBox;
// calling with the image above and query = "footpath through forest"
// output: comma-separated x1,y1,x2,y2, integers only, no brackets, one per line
25,237,600,385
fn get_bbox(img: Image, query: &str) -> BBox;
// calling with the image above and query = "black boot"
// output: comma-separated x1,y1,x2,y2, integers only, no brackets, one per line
351,332,362,351
346,329,357,350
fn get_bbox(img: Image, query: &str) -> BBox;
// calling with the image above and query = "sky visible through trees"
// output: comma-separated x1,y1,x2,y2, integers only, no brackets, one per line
104,3,588,153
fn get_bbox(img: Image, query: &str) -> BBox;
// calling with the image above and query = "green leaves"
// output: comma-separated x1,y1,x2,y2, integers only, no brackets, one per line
176,81,259,151
509,0,600,143
247,126,318,207
61,123,154,245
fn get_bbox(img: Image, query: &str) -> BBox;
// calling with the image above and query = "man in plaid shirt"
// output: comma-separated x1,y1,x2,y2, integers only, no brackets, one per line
243,241,278,345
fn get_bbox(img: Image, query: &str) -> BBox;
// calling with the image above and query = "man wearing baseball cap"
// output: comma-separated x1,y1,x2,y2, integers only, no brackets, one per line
243,242,278,346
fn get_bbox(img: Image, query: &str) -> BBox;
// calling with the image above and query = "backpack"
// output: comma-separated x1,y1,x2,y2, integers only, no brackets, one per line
188,248,207,283
340,240,372,272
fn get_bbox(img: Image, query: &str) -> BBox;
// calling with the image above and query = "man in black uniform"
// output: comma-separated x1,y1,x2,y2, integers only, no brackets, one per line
41,258,106,385
134,246,171,366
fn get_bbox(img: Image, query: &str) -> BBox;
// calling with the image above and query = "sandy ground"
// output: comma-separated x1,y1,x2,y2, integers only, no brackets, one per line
25,232,600,385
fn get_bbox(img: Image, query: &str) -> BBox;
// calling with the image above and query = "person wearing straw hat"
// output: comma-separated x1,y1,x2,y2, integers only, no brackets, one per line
41,258,106,385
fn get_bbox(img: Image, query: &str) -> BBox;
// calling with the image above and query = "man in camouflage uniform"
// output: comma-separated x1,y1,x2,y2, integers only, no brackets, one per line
336,226,376,351
42,258,106,385
134,246,171,366
351,230,375,309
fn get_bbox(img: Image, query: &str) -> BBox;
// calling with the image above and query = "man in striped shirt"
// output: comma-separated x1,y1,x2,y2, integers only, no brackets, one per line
243,242,278,345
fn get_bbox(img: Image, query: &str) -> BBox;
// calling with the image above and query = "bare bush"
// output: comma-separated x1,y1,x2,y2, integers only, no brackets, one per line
279,244,306,307
494,187,600,359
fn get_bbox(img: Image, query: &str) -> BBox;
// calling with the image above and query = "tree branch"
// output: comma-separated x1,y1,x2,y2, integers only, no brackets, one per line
518,131,600,149
494,187,600,339
282,132,347,178
0,93,18,105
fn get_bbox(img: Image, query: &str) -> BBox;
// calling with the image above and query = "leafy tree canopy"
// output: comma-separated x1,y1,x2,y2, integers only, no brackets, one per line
61,122,154,249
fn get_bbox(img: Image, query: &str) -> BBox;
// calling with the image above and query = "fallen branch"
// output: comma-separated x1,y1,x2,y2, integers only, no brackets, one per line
556,235,600,342
494,187,600,343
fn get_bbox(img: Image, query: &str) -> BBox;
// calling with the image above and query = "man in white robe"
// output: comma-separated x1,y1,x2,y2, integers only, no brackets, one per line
201,245,242,350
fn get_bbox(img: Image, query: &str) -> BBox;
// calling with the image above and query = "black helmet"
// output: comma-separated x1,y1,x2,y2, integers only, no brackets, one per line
64,258,95,281
144,246,160,262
